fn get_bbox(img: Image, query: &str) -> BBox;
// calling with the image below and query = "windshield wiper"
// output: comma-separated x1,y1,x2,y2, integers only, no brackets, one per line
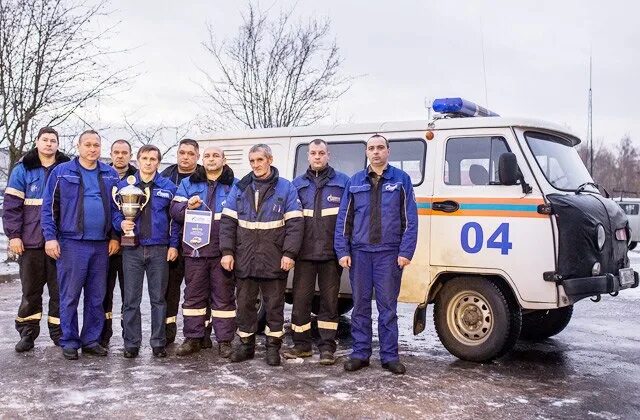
575,181,600,194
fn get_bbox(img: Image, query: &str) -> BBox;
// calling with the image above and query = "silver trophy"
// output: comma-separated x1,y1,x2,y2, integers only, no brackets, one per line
112,175,150,247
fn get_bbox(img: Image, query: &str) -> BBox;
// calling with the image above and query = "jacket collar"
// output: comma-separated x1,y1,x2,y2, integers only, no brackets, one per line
366,164,392,181
22,148,70,170
189,164,235,185
237,166,279,191
304,165,334,181
134,171,161,186
70,157,112,174
110,163,137,178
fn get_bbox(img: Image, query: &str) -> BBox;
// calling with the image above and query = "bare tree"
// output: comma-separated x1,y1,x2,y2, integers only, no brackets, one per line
199,3,351,129
122,116,194,159
0,0,132,176
578,136,640,195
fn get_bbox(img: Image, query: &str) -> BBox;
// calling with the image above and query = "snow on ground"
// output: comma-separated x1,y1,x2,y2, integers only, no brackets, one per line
0,225,639,418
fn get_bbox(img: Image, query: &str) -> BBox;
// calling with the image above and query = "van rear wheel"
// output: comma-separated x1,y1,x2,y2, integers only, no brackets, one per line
629,241,637,251
520,305,573,341
434,277,521,362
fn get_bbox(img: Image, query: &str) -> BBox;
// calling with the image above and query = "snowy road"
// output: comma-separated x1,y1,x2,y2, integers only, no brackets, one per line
0,256,638,418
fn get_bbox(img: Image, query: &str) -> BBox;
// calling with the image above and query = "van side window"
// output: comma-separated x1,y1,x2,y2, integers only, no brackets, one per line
445,136,509,186
294,142,366,178
388,139,427,186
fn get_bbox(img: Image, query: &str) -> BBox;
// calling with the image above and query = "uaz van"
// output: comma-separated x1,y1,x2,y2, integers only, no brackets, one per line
615,197,640,250
200,97,639,362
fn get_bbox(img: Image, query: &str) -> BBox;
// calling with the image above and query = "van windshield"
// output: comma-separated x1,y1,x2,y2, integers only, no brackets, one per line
524,131,596,192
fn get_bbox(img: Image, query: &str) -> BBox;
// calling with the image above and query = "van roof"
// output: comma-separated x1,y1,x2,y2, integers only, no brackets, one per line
198,117,582,145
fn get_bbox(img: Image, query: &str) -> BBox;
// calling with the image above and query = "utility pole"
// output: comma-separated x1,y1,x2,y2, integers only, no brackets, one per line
424,97,433,121
588,54,593,175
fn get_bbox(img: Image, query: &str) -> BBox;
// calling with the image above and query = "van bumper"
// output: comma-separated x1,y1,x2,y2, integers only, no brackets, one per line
562,269,639,299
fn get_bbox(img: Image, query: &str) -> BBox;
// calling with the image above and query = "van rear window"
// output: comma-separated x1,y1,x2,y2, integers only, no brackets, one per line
294,141,366,178
619,203,640,215
294,138,426,186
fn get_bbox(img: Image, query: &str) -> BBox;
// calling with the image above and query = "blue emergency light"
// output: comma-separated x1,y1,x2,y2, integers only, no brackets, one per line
432,97,499,117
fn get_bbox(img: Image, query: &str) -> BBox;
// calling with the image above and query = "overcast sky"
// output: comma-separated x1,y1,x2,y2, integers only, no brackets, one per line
94,0,639,150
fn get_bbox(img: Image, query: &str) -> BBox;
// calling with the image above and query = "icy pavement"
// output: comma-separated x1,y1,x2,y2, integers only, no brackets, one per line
0,257,638,418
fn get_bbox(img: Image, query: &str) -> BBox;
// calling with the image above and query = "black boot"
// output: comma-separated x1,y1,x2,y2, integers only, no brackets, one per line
176,338,202,356
230,335,255,363
15,335,35,353
165,323,177,345
265,336,282,367
201,324,213,349
218,341,233,359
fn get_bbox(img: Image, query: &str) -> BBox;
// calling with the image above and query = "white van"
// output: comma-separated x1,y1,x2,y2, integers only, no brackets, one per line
615,198,640,250
200,98,638,362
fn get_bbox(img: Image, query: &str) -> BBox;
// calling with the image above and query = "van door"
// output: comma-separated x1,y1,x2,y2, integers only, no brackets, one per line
430,128,557,305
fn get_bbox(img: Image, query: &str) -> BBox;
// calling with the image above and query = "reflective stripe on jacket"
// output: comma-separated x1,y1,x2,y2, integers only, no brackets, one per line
292,166,349,260
3,149,69,247
219,167,304,279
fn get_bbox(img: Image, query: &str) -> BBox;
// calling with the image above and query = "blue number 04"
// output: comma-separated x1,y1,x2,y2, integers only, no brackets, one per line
461,222,512,255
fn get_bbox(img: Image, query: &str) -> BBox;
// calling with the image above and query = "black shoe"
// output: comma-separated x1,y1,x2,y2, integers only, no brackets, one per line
265,336,282,367
99,338,110,348
282,346,313,360
176,338,201,356
63,348,79,360
82,344,108,356
344,358,370,372
201,335,213,349
123,347,139,358
218,341,233,359
319,351,336,366
230,335,255,363
381,361,406,375
15,336,34,353
152,347,167,358
52,337,61,347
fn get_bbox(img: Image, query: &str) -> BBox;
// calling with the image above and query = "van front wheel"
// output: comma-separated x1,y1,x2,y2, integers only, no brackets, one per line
434,277,521,362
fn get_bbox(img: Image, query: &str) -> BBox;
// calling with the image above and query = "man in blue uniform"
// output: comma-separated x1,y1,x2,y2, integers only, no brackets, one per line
3,127,69,352
101,139,138,347
170,145,237,358
284,139,349,365
220,144,304,366
114,145,178,358
41,130,120,360
335,134,418,375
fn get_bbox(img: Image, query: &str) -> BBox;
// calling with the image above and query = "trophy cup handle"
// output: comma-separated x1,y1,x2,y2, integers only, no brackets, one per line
112,186,121,210
140,187,151,210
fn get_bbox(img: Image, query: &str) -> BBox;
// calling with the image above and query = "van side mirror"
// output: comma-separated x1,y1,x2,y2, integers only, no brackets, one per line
498,152,533,194
498,152,519,185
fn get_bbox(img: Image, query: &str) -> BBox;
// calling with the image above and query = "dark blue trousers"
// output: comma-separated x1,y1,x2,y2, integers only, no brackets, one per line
122,245,169,349
57,239,108,350
349,249,402,364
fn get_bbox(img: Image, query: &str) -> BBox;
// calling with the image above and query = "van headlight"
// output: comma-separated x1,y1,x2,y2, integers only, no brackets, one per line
597,224,606,250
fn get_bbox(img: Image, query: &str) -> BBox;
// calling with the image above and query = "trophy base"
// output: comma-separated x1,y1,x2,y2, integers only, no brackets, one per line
121,235,139,247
